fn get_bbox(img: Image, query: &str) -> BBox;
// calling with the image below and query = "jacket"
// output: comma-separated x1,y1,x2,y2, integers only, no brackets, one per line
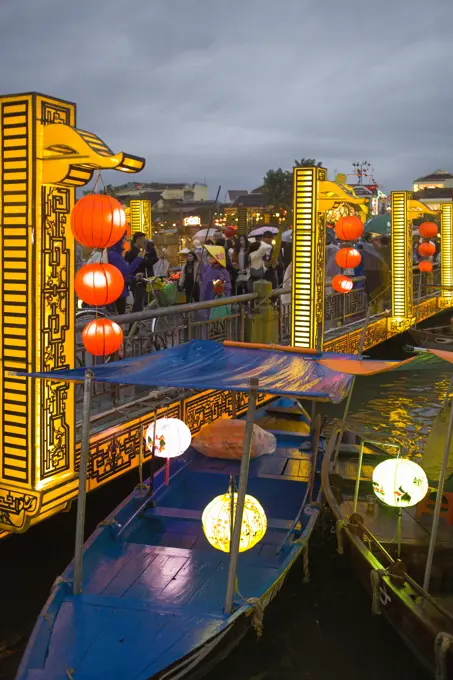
107,237,142,298
125,244,157,276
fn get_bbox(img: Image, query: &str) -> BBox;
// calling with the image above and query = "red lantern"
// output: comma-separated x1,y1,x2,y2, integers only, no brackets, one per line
332,274,354,293
71,194,126,248
418,260,433,273
335,247,362,269
418,222,438,239
75,264,124,306
225,226,237,238
418,242,436,258
335,215,364,241
82,318,124,356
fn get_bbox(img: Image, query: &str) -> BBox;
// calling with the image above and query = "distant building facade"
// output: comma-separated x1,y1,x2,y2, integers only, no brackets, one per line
412,170,453,209
113,181,208,203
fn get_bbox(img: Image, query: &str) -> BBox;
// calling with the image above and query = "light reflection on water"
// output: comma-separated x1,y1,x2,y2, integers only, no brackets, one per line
318,369,453,457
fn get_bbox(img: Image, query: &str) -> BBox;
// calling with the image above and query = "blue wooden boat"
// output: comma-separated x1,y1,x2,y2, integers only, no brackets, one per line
16,340,357,680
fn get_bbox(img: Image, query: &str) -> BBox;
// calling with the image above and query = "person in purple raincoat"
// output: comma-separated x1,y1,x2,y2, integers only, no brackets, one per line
107,232,145,314
198,246,231,321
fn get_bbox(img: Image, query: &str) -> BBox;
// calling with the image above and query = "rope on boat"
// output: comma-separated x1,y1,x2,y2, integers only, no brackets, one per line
235,577,264,637
336,519,348,555
435,632,453,680
303,543,310,584
98,518,121,528
51,575,71,590
246,597,264,637
370,569,387,616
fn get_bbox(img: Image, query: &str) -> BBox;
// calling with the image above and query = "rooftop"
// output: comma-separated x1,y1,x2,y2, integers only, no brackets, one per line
231,192,268,208
227,189,249,201
414,169,453,182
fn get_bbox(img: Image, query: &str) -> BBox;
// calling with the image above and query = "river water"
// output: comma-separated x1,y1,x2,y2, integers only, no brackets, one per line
0,337,451,680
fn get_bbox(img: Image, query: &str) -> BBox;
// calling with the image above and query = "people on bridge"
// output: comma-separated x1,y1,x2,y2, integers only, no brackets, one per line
153,250,170,278
198,245,231,321
178,251,200,303
232,235,249,295
107,232,145,314
125,232,158,312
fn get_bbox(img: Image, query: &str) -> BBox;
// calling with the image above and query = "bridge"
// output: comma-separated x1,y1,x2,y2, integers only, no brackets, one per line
0,91,451,538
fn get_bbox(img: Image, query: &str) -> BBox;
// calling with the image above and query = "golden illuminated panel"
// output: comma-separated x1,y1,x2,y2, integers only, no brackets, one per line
291,167,327,348
130,199,152,239
441,205,453,302
391,191,413,319
237,206,247,236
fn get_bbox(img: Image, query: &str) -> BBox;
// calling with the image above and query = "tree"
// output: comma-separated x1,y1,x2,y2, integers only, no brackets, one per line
261,159,324,210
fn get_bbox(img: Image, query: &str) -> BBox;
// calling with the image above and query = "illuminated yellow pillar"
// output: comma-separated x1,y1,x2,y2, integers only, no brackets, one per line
390,190,414,328
237,206,247,236
130,199,152,239
0,92,145,533
291,166,327,349
441,204,453,306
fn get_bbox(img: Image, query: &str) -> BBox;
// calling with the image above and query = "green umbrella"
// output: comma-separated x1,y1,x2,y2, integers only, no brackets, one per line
364,214,391,235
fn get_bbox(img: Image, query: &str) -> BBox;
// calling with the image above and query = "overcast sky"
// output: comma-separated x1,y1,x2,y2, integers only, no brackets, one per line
1,0,452,197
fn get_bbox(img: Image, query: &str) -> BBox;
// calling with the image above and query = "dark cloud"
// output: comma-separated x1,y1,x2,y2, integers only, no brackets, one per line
1,0,452,193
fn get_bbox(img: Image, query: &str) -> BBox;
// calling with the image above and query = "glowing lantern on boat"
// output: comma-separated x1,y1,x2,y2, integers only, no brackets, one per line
145,418,192,458
418,222,438,239
335,215,364,241
71,194,127,248
418,242,436,258
372,458,428,508
332,274,354,293
418,260,433,273
202,492,267,553
335,247,362,269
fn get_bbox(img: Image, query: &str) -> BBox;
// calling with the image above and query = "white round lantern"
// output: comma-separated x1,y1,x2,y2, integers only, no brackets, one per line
372,458,428,508
202,492,267,553
145,418,192,459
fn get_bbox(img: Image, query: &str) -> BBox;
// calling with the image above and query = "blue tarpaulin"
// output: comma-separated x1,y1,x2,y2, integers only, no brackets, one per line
18,340,356,403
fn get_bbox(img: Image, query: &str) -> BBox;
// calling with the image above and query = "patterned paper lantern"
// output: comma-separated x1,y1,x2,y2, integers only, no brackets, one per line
145,418,192,458
335,247,362,269
75,263,124,306
335,215,364,241
418,260,433,273
418,222,438,239
82,318,124,356
202,492,267,553
332,274,354,293
418,242,436,258
71,194,127,248
372,458,428,507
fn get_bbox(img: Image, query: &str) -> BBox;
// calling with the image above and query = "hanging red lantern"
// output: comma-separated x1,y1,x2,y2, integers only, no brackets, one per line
418,242,436,258
418,260,433,273
224,226,237,238
75,264,124,306
82,318,124,356
418,222,438,239
335,247,362,269
335,215,364,241
71,194,126,248
332,274,354,293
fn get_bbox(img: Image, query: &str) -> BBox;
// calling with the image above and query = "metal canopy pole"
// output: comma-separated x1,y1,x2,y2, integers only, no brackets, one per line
73,369,94,595
423,386,453,593
224,378,259,615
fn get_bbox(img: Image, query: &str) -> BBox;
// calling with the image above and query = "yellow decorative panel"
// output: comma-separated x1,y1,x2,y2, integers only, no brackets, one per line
441,204,453,304
291,166,327,349
391,191,413,320
130,199,152,239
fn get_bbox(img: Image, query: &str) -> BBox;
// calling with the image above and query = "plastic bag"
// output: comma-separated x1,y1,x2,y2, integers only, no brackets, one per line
192,418,276,460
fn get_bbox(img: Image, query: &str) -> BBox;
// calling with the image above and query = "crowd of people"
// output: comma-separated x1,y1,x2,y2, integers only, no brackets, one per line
78,225,438,320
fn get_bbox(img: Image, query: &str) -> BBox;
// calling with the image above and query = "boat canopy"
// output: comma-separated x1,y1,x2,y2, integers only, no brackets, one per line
16,341,453,403
15,339,361,403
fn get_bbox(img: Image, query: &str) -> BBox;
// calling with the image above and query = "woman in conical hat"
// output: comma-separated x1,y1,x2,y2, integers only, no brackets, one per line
198,245,231,321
